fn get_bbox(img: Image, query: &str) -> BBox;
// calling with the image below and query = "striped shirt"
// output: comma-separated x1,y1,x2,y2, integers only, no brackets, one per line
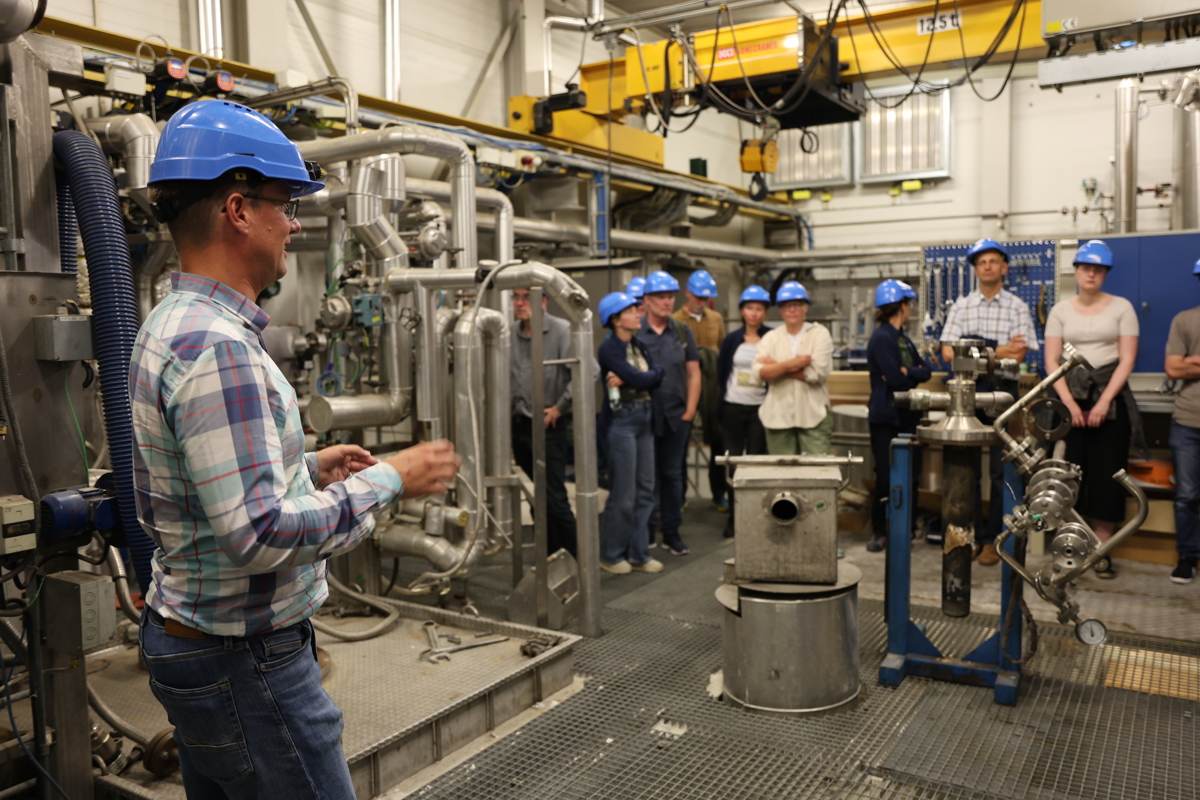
940,289,1038,379
129,273,402,636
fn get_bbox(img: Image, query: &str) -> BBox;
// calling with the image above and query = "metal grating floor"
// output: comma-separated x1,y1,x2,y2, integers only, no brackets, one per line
410,546,1199,800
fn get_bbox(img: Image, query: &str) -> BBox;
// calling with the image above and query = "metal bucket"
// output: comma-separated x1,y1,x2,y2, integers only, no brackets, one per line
717,563,862,716
831,405,871,491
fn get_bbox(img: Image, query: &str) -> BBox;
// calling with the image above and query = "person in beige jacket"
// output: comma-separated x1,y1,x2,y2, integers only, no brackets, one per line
750,281,834,455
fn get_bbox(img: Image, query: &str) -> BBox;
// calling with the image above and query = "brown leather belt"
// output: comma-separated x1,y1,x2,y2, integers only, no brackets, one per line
163,617,206,639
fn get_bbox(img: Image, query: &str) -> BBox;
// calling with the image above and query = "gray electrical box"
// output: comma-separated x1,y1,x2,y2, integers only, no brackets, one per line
731,465,842,584
33,314,94,361
1042,1,1200,38
42,571,116,655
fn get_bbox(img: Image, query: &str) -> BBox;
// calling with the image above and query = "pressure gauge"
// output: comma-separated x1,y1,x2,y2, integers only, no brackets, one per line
1075,618,1107,647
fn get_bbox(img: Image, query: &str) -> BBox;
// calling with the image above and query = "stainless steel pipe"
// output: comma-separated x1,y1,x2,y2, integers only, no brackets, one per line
492,262,600,638
84,114,159,191
478,213,922,264
299,126,477,271
1115,78,1139,234
452,307,513,548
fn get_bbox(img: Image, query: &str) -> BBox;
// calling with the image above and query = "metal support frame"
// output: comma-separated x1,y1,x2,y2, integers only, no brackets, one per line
529,287,550,627
0,84,17,272
879,435,1024,706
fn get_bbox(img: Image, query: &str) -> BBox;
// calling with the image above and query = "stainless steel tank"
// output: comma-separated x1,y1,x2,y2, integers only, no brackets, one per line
717,562,862,715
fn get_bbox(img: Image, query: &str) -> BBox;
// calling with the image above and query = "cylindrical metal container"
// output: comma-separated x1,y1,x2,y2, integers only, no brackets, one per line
718,563,862,716
831,405,872,491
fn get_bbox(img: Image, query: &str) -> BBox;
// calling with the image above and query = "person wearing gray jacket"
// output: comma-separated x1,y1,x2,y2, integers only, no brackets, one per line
511,288,578,556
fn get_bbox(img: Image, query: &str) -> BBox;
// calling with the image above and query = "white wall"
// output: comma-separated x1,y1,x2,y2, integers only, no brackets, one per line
796,64,1181,248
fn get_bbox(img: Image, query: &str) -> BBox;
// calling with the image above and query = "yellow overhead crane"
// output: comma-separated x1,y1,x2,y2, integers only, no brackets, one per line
509,0,1046,166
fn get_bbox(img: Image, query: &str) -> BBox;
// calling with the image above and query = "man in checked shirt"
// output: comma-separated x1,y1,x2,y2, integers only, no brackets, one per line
939,238,1038,567
129,100,459,799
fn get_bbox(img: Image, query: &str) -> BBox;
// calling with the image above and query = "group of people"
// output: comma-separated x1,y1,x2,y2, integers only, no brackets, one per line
580,235,1186,584
590,270,837,572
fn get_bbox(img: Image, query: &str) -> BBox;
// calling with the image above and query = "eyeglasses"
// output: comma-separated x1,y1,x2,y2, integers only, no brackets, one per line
242,193,300,221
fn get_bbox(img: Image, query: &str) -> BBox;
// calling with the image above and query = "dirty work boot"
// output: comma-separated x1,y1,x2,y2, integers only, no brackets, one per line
978,543,1000,566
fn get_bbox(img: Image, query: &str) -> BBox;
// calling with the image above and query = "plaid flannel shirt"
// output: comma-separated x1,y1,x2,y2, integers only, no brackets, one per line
940,289,1038,380
129,273,402,636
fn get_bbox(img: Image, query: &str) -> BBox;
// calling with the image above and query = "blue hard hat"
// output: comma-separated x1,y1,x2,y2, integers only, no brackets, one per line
966,238,1009,264
739,285,771,306
644,270,680,294
686,269,718,298
625,276,647,299
875,279,918,308
598,292,638,327
149,99,325,197
775,281,810,304
1194,258,1200,276
1074,239,1113,268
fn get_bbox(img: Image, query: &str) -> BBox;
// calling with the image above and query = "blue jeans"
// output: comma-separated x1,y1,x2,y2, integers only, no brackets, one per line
651,419,692,539
139,610,355,799
603,402,655,565
1171,421,1200,560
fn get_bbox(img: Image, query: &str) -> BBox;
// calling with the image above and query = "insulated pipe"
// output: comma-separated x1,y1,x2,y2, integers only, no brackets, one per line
378,523,485,572
1115,78,1139,234
478,213,921,263
384,266,479,442
405,177,513,264
307,293,411,432
406,176,515,320
491,262,601,638
298,126,477,271
1173,102,1200,230
453,308,512,548
84,114,159,191
54,130,156,595
345,157,408,263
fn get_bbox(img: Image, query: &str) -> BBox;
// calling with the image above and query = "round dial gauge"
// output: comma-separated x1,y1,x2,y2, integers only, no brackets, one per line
1075,618,1107,647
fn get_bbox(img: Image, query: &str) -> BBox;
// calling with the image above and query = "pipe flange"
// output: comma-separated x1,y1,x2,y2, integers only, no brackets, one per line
1025,396,1072,442
142,728,179,777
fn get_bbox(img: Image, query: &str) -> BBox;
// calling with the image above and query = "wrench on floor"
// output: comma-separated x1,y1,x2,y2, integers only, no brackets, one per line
420,636,510,663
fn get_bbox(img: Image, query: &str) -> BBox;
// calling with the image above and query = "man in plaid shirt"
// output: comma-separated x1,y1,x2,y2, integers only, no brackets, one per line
130,100,458,799
939,239,1037,567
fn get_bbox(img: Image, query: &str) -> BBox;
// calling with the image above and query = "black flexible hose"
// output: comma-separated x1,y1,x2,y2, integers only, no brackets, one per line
53,130,156,595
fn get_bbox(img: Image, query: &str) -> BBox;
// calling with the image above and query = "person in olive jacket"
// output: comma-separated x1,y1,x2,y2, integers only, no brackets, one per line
866,280,931,552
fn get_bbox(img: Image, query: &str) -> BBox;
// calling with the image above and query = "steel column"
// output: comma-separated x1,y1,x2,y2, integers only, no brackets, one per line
529,288,549,627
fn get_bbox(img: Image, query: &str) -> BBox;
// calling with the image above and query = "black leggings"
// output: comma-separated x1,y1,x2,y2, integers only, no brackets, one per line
870,422,922,538
1064,394,1131,523
722,403,766,523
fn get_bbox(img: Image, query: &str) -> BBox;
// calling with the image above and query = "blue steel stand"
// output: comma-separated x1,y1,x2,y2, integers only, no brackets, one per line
878,435,1024,705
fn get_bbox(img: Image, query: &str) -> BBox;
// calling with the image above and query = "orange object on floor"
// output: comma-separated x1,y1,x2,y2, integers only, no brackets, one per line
1128,460,1175,489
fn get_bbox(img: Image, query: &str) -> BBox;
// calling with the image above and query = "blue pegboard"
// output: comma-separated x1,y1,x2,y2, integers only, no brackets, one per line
922,240,1057,376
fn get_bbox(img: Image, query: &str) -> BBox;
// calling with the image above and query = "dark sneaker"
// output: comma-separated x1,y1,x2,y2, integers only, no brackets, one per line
867,535,887,552
1171,558,1197,584
722,519,734,539
1094,557,1116,579
711,498,729,513
663,533,689,556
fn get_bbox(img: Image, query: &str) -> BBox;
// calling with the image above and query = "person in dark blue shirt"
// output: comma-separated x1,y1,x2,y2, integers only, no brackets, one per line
716,285,773,538
597,292,665,574
866,280,931,552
